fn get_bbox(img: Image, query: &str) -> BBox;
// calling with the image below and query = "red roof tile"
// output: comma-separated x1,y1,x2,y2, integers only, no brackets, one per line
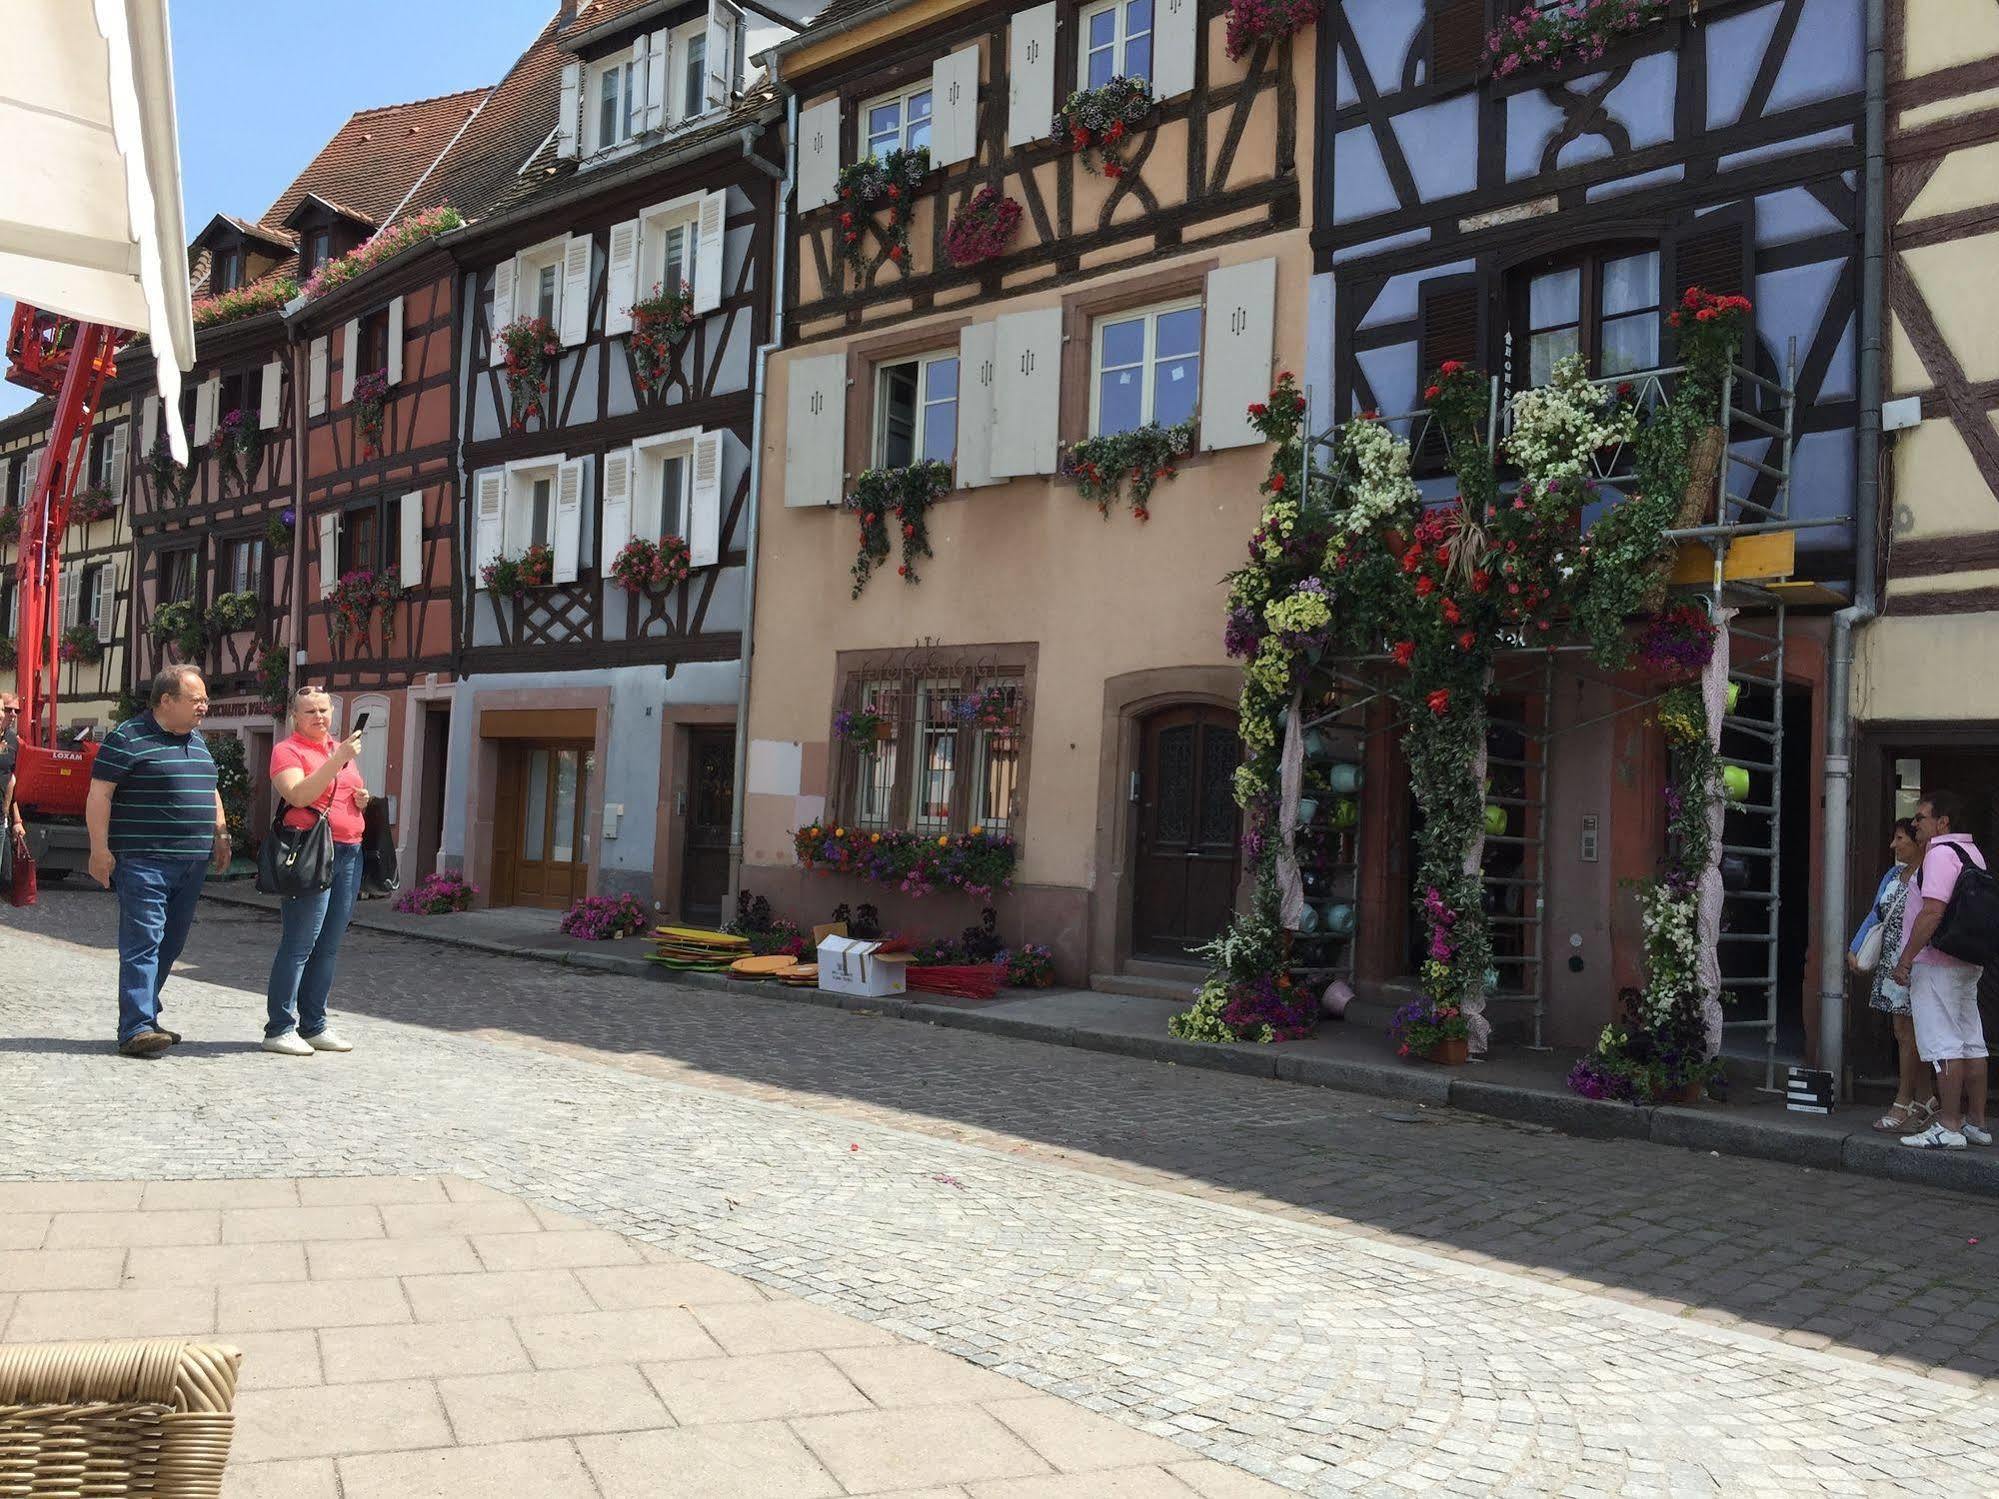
263,86,492,229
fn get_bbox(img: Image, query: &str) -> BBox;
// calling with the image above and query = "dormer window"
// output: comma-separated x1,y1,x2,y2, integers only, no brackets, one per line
304,229,331,279
675,21,708,124
594,53,640,151
215,252,242,293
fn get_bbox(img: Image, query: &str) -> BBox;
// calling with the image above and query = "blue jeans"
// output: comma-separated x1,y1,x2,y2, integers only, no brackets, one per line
113,855,210,1044
266,842,362,1039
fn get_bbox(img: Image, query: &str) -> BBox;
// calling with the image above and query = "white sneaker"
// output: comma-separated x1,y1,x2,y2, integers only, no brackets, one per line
262,1031,314,1057
1962,1123,1993,1147
1900,1121,1968,1150
304,1029,353,1053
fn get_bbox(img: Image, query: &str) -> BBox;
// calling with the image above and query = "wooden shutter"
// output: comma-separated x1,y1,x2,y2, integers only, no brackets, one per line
386,296,405,386
488,259,516,363
559,234,592,347
474,469,506,578
688,430,725,568
646,29,669,130
258,358,283,429
1152,0,1197,98
1668,207,1752,304
600,446,634,565
141,394,159,452
557,62,581,158
399,490,423,587
553,458,586,584
783,351,847,507
341,318,360,402
956,322,999,488
1417,274,1482,380
706,0,739,107
1429,0,1486,87
317,511,338,599
1202,258,1278,451
106,422,127,493
692,191,727,315
96,561,117,644
22,449,38,500
59,568,76,631
797,98,841,212
308,337,328,417
629,32,652,135
194,375,219,445
605,220,640,336
932,46,980,168
1008,4,1057,148
990,308,1062,477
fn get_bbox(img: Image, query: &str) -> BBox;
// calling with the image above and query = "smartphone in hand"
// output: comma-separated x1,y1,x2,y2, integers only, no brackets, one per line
351,712,370,734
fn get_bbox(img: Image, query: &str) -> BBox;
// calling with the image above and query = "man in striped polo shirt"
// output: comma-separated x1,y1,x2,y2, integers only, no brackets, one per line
87,666,233,1057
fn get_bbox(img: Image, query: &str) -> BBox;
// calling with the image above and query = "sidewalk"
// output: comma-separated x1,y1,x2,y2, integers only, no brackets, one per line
204,886,1999,1201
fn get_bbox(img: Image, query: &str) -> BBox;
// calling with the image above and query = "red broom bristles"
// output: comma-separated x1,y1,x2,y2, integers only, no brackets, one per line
905,964,1004,999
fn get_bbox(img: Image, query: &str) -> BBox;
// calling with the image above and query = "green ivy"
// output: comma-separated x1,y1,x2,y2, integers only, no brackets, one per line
256,645,291,717
846,461,953,597
1065,419,1197,520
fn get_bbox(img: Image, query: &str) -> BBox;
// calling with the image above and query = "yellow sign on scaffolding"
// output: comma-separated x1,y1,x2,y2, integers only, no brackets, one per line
1666,530,1796,586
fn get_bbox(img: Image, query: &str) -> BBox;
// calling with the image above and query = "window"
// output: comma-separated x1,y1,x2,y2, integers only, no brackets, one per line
505,464,561,552
340,507,380,575
1516,247,1660,387
669,17,710,124
161,549,196,604
225,536,265,597
361,308,391,377
835,658,1028,837
304,230,330,280
517,240,566,328
1080,0,1153,89
874,353,958,468
214,251,241,293
650,218,695,300
863,83,932,160
1091,300,1201,436
594,54,641,151
87,431,113,489
5,457,22,506
634,441,692,540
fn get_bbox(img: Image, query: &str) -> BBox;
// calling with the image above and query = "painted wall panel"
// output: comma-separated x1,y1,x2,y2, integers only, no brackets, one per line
1768,0,1864,114
1355,261,1475,331
1333,126,1399,223
1706,3,1786,128
1345,0,1421,100
1599,54,1677,153
1353,343,1416,420
1389,95,1477,202
1505,90,1568,182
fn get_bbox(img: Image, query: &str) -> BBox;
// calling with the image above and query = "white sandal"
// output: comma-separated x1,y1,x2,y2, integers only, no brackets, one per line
1873,1102,1919,1133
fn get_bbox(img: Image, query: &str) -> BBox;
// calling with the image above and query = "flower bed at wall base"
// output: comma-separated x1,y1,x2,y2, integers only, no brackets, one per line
394,872,478,915
944,188,1023,268
793,824,1017,900
1225,0,1320,61
610,535,691,593
1065,419,1196,521
1055,76,1154,178
192,274,299,330
847,461,953,596
300,205,463,302
560,893,648,941
58,626,102,665
628,284,696,400
835,148,929,276
1485,0,1667,79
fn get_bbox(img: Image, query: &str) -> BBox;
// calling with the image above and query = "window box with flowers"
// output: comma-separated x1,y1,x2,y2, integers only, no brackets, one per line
1054,76,1155,179
793,824,1019,901
627,284,697,401
846,461,953,597
58,625,103,666
1485,0,1667,80
72,488,119,525
214,407,263,494
192,274,299,330
1225,0,1320,61
146,436,197,506
351,370,390,458
835,147,930,277
299,205,464,302
326,568,402,642
1064,419,1196,521
0,507,20,545
609,534,691,593
480,543,554,599
497,315,560,433
149,600,206,662
944,188,1023,269
208,590,261,636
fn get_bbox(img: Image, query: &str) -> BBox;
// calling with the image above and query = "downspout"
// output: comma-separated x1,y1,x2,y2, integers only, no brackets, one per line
723,87,794,911
1815,0,1887,1098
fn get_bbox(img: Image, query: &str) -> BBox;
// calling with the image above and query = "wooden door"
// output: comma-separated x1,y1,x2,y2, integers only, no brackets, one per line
497,740,593,909
1132,706,1241,959
679,726,735,926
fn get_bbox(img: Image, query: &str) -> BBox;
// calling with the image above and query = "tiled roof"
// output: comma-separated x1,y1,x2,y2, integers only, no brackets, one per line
564,0,662,35
770,0,890,56
210,214,297,249
263,85,492,229
420,13,572,221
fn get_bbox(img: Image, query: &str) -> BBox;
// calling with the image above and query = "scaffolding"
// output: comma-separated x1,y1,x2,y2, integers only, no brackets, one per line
1286,347,1824,1087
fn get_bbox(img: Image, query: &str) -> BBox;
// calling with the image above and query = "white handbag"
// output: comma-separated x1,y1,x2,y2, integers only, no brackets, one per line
1856,922,1885,973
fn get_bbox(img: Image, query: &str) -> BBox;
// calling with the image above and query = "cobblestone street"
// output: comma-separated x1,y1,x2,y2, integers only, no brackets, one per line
4,889,1997,1496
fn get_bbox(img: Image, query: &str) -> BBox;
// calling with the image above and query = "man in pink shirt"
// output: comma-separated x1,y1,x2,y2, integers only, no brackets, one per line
1891,791,1990,1149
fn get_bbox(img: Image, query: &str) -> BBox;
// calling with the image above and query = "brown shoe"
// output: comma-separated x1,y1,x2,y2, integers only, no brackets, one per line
118,1031,173,1058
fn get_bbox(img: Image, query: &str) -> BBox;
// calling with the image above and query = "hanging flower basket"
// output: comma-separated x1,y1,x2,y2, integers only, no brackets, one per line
1224,0,1320,61
481,543,554,598
835,148,930,277
146,437,197,505
833,708,893,746
955,686,1016,732
943,188,1023,268
266,508,296,552
628,284,697,401
1064,419,1196,521
72,487,119,525
149,600,206,661
58,625,103,665
208,590,261,635
1636,604,1717,678
326,568,402,641
352,370,390,458
1054,77,1155,179
609,534,692,593
257,644,291,716
846,460,954,597
498,315,559,433
1485,0,1667,80
214,407,264,493
0,507,19,545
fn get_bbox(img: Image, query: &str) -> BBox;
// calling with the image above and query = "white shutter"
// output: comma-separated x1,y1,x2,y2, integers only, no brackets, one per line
783,351,847,507
1151,0,1197,98
630,33,652,136
705,0,738,107
96,562,118,644
386,296,405,386
59,568,76,630
1201,257,1278,451
0,456,11,507
399,490,423,587
1007,4,1057,148
600,447,634,564
557,62,581,159
797,98,841,212
553,457,586,585
341,318,360,402
646,30,669,131
931,46,980,169
559,234,592,347
605,219,640,336
308,336,329,417
106,423,127,494
991,308,1062,477
692,190,726,315
317,512,338,599
688,431,724,568
259,358,283,429
474,469,505,579
22,449,39,501
140,395,159,452
194,375,220,445
488,259,516,362
956,322,999,488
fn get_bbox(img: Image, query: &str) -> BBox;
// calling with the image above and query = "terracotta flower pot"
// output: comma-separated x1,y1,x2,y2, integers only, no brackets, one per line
1424,1037,1469,1066
1666,1080,1704,1106
872,720,894,741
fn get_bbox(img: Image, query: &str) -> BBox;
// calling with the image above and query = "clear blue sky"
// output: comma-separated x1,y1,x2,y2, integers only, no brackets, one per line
0,0,556,418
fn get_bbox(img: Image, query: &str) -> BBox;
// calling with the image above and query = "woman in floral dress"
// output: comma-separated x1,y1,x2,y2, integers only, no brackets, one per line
1848,818,1935,1132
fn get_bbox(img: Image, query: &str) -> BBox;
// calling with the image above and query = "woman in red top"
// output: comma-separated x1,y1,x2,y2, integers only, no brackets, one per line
263,686,370,1056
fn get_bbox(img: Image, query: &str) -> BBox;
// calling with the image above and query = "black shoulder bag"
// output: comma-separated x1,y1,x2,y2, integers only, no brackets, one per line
256,807,335,897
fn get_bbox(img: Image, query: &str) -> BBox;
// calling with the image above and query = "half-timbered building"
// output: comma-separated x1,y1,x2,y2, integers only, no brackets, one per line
739,0,1313,983
1312,0,1868,1064
431,0,806,915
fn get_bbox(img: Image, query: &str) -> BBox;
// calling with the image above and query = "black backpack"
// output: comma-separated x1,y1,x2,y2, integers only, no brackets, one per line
1924,843,1999,967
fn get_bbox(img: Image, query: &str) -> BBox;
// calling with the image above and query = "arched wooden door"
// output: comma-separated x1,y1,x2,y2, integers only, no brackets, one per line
1131,704,1242,959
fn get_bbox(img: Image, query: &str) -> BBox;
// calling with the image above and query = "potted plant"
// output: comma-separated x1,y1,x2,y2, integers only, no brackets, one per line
208,590,261,635
392,871,479,914
480,543,555,598
1390,1000,1471,1065
609,534,692,593
628,284,697,400
1054,76,1155,178
833,708,893,745
1224,0,1320,60
1636,604,1717,679
497,314,560,432
1064,418,1197,521
835,147,930,276
943,188,1023,268
149,599,206,661
955,686,1016,732
846,460,953,596
351,370,390,458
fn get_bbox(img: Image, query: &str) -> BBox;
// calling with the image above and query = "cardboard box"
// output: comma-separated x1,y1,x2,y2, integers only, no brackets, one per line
817,936,911,998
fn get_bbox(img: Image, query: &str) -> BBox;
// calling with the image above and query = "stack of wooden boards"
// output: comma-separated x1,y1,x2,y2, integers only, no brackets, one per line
726,954,820,987
648,926,748,973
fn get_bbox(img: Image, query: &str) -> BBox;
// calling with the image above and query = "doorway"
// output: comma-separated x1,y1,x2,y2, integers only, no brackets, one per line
492,740,593,908
680,726,735,926
1131,704,1242,960
414,705,450,883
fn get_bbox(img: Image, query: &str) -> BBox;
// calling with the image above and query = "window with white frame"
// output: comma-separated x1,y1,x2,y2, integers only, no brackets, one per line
1080,0,1153,89
1091,299,1202,437
79,563,108,634
514,470,556,550
225,536,265,597
835,665,1027,836
632,436,694,542
517,240,565,328
592,52,641,152
671,17,709,125
640,205,699,302
874,353,958,469
863,82,933,160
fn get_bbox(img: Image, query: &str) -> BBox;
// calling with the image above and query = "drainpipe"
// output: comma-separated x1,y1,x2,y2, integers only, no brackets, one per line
723,86,794,912
1816,0,1887,1098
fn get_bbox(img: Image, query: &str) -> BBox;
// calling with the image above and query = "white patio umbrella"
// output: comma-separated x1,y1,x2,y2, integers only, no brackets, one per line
0,0,193,459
